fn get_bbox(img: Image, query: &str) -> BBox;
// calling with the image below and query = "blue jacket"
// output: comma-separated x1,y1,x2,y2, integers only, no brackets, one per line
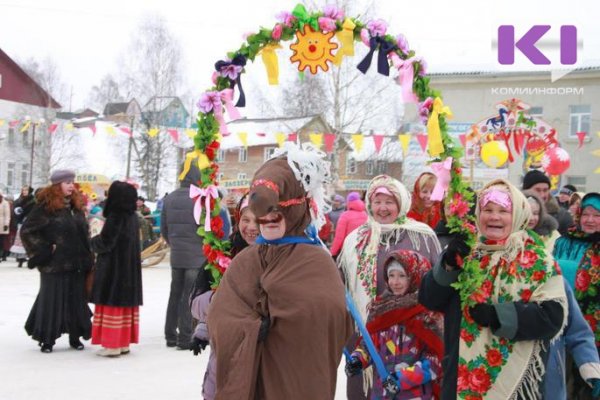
544,279,599,399
553,235,591,288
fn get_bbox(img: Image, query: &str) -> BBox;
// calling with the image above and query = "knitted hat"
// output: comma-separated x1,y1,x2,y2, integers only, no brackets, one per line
347,192,361,202
50,169,76,185
559,184,577,196
522,170,550,190
333,194,344,203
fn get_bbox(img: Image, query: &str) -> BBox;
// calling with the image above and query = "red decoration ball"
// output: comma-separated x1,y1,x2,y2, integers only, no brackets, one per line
542,146,570,175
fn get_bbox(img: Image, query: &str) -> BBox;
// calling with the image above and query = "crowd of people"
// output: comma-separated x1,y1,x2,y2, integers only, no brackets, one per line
1,153,599,399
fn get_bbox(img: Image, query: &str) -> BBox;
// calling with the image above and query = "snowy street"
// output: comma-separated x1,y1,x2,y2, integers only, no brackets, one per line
0,259,347,399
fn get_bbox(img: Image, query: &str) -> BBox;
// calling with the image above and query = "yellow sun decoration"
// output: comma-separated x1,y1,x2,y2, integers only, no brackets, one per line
290,25,338,74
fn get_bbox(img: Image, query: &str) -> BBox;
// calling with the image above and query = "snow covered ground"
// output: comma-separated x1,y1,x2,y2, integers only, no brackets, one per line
0,259,348,399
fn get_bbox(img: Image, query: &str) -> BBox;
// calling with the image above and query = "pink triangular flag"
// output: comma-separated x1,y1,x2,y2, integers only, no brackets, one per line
416,133,428,153
576,131,587,149
458,134,467,147
288,132,297,143
168,129,179,143
48,123,58,134
120,127,132,136
373,135,384,153
89,124,97,135
9,120,19,128
256,132,267,137
324,133,336,153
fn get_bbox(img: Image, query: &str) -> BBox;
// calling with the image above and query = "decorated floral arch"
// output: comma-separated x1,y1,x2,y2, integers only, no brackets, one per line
187,3,476,293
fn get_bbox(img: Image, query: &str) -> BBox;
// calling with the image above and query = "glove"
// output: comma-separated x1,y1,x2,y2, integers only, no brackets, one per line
345,356,363,377
443,233,471,270
588,378,600,398
258,316,270,342
14,207,23,215
189,337,208,356
469,303,500,330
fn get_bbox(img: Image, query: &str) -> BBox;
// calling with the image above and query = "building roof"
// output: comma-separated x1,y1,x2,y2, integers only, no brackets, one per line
0,48,61,109
220,115,328,150
103,102,130,116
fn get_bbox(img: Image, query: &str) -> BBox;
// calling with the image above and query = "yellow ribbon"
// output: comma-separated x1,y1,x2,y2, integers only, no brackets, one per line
178,149,210,181
426,97,453,157
20,121,31,133
333,18,356,66
260,44,282,85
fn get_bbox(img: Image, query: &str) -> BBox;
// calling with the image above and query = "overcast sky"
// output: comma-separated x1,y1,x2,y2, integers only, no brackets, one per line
1,0,599,111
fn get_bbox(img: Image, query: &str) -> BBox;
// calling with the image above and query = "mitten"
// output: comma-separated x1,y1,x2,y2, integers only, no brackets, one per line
345,356,363,377
443,234,471,270
469,303,500,330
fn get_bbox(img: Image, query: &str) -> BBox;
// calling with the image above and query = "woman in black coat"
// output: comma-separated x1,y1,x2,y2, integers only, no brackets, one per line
21,170,94,353
90,181,143,357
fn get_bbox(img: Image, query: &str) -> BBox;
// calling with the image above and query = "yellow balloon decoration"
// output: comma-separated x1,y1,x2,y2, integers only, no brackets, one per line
480,141,509,168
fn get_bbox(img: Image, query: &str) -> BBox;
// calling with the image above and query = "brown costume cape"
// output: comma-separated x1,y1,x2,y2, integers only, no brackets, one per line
208,156,352,399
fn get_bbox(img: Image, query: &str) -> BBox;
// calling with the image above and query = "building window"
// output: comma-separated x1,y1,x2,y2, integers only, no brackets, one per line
566,176,586,192
217,149,226,162
346,157,357,175
8,128,15,146
238,147,247,163
264,147,277,162
7,162,15,187
366,160,375,175
529,106,543,118
376,161,387,174
569,105,591,138
22,130,29,147
21,163,29,186
237,173,247,180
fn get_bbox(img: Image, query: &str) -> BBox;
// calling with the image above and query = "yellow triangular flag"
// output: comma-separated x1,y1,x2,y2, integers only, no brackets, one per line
398,134,411,155
275,132,286,148
595,166,600,174
238,132,248,148
65,122,74,131
309,132,323,148
185,129,196,138
0,119,5,127
351,133,364,153
148,128,159,137
105,125,116,136
592,149,600,157
596,131,600,139
20,120,31,133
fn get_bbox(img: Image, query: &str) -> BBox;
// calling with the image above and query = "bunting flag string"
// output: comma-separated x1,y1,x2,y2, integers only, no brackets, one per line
237,131,248,148
309,132,323,148
275,132,287,147
372,134,384,153
351,133,364,153
398,134,411,156
324,133,336,153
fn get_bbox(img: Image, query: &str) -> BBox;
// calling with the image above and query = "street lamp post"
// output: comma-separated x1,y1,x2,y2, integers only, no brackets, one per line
125,116,134,179
28,118,36,187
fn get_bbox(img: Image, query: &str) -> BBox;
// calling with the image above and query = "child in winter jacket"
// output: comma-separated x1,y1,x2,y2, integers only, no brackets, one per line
345,250,443,399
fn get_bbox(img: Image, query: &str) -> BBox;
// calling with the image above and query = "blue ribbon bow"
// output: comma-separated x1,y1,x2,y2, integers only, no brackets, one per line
356,36,396,76
214,54,247,107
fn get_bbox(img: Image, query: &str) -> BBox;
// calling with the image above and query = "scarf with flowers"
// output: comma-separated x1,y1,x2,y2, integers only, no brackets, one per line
572,195,600,346
341,175,440,321
457,179,567,400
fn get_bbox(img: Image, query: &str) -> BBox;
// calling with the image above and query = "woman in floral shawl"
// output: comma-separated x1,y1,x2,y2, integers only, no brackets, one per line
338,174,441,400
553,192,600,399
420,178,567,399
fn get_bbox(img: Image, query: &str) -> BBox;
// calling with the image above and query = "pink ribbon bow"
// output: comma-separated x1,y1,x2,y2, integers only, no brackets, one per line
430,157,453,201
189,184,219,231
390,53,418,104
212,89,241,137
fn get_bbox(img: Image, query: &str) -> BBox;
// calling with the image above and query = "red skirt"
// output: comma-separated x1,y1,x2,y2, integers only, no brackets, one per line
92,305,139,349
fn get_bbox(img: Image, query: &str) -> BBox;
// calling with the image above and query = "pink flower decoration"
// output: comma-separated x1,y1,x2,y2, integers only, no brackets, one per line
360,28,370,46
396,34,409,53
418,97,434,123
211,71,219,85
323,4,344,21
218,62,243,80
276,11,296,27
318,17,337,32
217,254,231,271
272,24,282,40
449,194,470,218
197,91,220,114
414,56,428,76
367,19,387,36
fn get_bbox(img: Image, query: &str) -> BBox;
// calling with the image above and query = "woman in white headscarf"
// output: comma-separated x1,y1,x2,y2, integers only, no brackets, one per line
338,174,441,399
